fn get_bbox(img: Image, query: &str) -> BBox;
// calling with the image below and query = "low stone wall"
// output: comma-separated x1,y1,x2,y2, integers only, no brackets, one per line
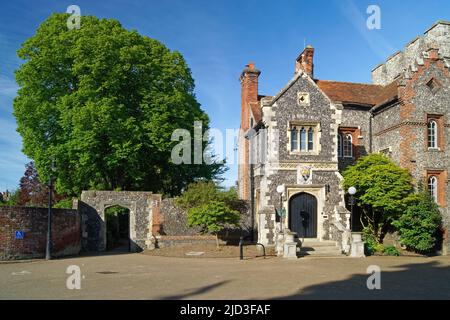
0,206,81,260
156,235,226,248
158,198,251,243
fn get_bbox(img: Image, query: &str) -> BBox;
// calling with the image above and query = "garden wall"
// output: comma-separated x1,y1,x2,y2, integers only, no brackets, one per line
157,198,251,247
0,206,81,260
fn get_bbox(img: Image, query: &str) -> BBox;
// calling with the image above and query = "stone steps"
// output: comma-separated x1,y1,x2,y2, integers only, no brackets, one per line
298,239,343,257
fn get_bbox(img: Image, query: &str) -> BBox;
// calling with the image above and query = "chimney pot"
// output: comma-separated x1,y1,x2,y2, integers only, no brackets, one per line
295,45,315,78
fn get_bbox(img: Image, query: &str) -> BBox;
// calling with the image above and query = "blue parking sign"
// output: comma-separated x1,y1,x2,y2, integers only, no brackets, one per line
15,231,24,240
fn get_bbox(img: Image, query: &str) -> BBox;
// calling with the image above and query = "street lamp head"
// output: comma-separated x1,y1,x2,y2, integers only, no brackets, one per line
348,186,357,195
50,159,57,172
276,185,284,194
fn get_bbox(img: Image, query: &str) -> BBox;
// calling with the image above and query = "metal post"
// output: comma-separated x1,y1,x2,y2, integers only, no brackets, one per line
45,174,53,260
279,194,283,233
350,194,354,232
250,163,255,243
239,236,244,260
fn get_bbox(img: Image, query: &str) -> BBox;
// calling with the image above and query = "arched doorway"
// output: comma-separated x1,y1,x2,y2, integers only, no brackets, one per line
289,192,317,238
79,190,161,252
105,205,130,252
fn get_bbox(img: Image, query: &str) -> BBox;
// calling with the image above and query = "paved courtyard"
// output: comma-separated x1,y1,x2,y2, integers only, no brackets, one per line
1,253,449,300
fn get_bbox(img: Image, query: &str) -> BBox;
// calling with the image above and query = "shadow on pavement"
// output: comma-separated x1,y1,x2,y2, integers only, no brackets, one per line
274,260,450,300
157,280,232,300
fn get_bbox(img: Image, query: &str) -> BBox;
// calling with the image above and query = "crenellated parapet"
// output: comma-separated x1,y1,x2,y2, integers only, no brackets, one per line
372,20,450,86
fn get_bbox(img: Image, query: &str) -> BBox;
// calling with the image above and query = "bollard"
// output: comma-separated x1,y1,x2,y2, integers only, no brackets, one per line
256,243,266,259
239,236,244,260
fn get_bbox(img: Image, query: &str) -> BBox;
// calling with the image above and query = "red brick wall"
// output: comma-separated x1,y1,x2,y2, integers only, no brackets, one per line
0,206,81,260
239,63,260,200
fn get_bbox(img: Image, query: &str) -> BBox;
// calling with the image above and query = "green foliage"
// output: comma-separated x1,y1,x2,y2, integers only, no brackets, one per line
53,198,74,209
0,190,20,206
383,246,400,256
176,181,246,213
362,227,384,255
13,13,224,197
180,182,243,247
392,191,442,253
187,201,240,234
176,181,221,210
343,154,413,243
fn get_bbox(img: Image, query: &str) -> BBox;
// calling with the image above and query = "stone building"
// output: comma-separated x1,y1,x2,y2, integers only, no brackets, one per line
238,21,450,255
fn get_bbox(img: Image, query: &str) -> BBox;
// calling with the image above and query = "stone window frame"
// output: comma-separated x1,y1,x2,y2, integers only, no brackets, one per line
426,170,447,207
426,114,444,151
288,121,321,155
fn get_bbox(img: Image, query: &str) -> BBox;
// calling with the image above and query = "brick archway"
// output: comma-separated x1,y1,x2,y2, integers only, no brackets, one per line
78,191,161,252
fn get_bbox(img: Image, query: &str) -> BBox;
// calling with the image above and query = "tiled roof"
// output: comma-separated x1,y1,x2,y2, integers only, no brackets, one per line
249,101,261,123
315,80,386,106
252,79,399,126
373,80,399,108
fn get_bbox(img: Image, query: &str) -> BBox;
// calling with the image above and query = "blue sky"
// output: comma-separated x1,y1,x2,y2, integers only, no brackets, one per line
0,0,449,191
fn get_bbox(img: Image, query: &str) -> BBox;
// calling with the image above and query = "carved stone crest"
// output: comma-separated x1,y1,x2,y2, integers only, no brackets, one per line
297,165,312,185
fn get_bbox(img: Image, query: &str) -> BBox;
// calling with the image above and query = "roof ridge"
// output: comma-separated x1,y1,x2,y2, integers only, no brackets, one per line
315,79,382,87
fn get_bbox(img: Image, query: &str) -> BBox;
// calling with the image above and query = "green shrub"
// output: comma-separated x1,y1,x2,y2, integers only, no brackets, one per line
383,246,400,256
187,201,240,248
392,192,442,253
0,189,20,206
343,154,414,244
54,198,74,209
363,227,384,255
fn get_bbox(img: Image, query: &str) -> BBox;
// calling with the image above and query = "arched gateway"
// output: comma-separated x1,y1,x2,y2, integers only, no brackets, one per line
78,191,162,252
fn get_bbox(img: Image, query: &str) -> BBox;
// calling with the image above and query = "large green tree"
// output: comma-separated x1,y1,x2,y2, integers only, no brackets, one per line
342,154,414,244
14,13,224,196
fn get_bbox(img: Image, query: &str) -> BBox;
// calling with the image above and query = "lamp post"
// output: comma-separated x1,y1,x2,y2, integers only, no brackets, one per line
347,186,365,257
45,160,56,260
276,185,284,233
348,186,357,232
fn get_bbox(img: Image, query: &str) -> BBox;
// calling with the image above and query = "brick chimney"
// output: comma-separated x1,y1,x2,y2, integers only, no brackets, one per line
295,45,314,78
240,62,261,131
238,62,261,200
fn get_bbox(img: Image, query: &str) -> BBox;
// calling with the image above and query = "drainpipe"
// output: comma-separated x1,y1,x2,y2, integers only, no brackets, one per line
369,110,374,153
250,163,255,243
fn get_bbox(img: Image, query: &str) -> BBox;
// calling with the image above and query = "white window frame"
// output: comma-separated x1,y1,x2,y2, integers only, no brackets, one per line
343,134,353,158
428,120,438,150
428,175,438,203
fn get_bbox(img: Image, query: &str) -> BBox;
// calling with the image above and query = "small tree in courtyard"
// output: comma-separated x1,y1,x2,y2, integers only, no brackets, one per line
342,154,414,246
187,201,240,248
179,181,243,248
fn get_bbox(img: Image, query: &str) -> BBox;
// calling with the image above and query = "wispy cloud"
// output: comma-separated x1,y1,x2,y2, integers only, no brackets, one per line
336,0,396,59
0,75,18,98
0,116,28,190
